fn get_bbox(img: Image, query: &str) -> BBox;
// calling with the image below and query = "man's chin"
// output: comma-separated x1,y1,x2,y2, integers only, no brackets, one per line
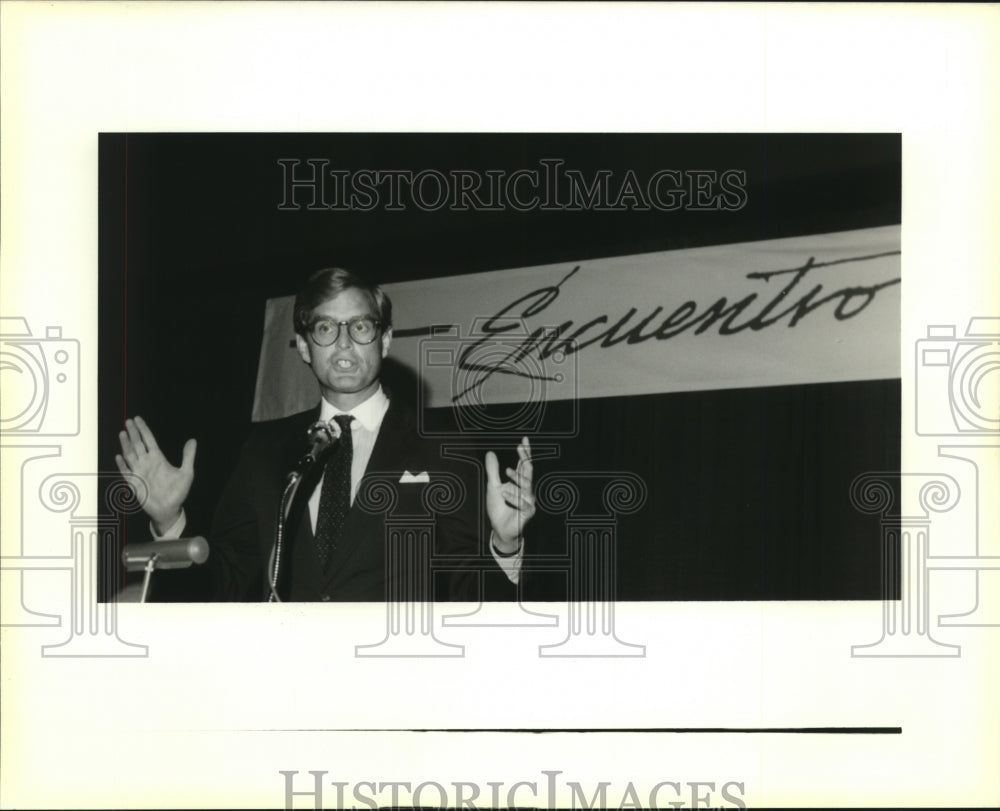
323,377,376,396
328,368,363,383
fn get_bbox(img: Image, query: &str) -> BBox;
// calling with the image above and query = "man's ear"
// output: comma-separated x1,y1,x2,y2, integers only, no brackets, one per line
295,334,312,364
380,327,392,358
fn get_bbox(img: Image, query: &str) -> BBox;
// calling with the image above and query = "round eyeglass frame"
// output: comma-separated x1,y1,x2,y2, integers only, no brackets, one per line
307,316,382,346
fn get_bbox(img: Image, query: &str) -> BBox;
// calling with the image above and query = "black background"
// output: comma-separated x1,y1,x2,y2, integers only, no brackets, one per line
99,133,901,601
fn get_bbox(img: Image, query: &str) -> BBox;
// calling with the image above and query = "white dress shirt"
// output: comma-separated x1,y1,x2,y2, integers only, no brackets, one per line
311,385,391,520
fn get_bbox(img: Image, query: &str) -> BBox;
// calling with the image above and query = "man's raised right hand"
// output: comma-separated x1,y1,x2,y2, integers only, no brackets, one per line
115,416,196,536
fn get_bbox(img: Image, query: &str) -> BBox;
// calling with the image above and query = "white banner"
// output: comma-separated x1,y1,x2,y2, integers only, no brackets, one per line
252,225,900,422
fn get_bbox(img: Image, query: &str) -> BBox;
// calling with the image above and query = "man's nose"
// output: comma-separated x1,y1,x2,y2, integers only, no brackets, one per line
335,323,354,349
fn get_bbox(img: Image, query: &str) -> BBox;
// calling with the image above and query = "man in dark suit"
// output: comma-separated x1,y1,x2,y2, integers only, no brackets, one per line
116,268,533,601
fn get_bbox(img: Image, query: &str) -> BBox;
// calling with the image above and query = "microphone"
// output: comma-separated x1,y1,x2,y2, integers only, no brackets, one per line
289,420,336,479
122,537,210,571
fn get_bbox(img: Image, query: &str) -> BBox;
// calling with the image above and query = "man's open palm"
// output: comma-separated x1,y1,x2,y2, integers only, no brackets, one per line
115,416,196,534
485,436,535,552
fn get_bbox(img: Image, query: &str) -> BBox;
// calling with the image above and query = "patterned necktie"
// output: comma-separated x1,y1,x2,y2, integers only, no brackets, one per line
314,414,354,571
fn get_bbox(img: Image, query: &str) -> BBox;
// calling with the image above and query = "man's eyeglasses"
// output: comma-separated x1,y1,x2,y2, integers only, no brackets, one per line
308,316,382,346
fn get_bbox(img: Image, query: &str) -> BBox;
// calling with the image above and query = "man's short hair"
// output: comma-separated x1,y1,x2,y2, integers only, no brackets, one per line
293,267,394,336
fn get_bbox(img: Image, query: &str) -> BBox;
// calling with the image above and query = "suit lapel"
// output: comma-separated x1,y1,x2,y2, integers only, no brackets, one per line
318,398,415,593
363,397,416,481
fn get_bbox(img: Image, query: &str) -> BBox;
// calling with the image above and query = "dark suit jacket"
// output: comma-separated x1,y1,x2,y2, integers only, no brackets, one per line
203,398,516,602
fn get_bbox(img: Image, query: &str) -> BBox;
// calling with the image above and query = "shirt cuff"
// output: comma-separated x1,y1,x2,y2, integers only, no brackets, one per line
490,530,523,585
150,510,187,541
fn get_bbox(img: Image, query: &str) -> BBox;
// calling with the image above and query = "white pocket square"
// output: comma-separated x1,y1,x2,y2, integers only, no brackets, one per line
399,470,430,483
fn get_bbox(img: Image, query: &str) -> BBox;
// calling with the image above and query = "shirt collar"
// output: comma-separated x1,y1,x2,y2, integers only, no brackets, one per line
318,386,390,433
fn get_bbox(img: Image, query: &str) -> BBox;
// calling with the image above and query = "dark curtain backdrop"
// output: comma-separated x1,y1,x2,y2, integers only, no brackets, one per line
99,133,901,601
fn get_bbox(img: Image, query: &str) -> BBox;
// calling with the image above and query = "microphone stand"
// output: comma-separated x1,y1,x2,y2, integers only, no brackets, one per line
139,555,160,603
267,476,302,603
268,421,335,602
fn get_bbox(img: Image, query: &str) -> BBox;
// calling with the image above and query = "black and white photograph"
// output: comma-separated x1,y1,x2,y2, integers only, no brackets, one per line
2,4,997,809
100,133,902,606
